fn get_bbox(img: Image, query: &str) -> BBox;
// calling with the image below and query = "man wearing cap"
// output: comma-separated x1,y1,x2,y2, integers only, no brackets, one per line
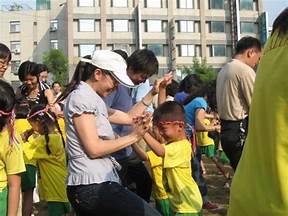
105,49,171,202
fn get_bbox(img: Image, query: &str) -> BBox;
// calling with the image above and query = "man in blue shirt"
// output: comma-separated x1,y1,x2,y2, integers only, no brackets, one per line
105,49,159,202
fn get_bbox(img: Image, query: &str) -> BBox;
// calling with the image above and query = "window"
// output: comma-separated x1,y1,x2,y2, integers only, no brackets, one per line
147,20,162,32
112,0,127,7
146,0,161,8
113,44,130,54
210,21,225,32
79,19,95,32
147,44,164,56
11,60,21,74
240,22,255,33
212,45,226,56
79,44,96,57
50,40,58,49
239,0,253,10
112,20,128,32
179,21,194,32
78,0,94,7
179,45,195,56
10,21,20,33
209,0,224,9
178,0,193,9
50,20,58,32
10,41,21,54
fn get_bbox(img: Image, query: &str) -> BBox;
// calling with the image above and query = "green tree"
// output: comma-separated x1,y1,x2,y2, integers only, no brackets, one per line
43,49,69,86
9,2,23,11
180,57,217,83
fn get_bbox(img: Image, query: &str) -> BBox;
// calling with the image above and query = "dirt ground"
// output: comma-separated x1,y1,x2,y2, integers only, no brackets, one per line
35,156,232,216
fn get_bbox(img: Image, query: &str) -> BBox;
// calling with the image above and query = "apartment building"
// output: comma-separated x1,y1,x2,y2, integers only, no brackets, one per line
0,0,68,85
0,0,263,83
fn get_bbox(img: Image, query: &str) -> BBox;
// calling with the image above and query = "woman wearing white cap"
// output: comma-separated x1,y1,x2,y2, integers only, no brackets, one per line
56,50,161,215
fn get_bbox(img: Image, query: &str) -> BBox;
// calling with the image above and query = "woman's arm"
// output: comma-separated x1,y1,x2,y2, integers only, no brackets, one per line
108,74,173,125
73,113,148,158
143,133,165,157
44,89,55,105
195,108,220,132
7,174,21,216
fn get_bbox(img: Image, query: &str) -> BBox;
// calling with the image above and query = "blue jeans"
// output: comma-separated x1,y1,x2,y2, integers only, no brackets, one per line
67,181,161,216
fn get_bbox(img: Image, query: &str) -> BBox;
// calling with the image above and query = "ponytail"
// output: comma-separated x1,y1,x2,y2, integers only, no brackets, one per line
56,55,96,103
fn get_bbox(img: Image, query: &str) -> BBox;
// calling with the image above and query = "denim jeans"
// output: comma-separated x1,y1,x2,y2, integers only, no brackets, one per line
67,181,161,216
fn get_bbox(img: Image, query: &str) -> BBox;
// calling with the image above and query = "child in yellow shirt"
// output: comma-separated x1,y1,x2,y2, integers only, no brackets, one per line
24,104,71,216
143,101,203,216
0,80,26,216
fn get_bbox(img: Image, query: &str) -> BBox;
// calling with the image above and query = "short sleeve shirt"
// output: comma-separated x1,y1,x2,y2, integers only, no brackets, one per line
64,81,120,185
163,139,202,213
184,97,208,126
0,130,26,190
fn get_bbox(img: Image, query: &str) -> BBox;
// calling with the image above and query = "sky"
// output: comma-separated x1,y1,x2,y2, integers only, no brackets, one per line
0,0,287,26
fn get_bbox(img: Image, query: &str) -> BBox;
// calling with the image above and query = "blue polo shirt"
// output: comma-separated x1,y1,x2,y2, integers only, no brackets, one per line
105,85,133,160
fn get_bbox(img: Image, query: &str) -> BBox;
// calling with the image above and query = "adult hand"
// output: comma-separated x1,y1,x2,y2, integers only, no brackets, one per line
132,112,152,137
151,72,173,95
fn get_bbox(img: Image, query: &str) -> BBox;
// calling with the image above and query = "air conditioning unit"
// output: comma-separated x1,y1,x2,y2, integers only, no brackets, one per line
50,26,57,32
13,49,21,54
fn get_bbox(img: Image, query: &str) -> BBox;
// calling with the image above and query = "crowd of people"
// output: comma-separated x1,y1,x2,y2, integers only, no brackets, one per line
0,7,287,216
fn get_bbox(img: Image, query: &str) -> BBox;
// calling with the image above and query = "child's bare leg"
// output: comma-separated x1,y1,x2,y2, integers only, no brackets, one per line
22,189,33,216
200,160,206,175
211,157,230,181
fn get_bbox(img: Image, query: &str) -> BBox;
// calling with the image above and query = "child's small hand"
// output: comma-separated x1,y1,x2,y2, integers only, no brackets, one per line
132,113,152,138
21,128,34,142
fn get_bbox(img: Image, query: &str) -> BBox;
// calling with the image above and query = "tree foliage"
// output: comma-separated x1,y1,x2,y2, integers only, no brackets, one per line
180,57,217,83
43,49,69,86
9,2,23,11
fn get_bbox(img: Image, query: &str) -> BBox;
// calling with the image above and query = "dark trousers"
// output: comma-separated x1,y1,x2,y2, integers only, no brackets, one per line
192,146,208,200
67,182,160,216
117,153,152,202
220,118,248,170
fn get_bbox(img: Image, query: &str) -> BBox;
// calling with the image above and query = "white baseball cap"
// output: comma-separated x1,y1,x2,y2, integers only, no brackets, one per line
81,50,135,88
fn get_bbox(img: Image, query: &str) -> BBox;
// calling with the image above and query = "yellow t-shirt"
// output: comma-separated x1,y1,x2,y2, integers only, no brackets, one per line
147,150,168,200
196,119,214,146
0,130,26,190
228,32,288,215
57,118,66,141
14,119,36,166
163,139,202,213
23,133,68,202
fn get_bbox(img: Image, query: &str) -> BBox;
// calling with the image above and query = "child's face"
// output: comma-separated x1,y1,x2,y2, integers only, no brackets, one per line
156,122,183,142
28,119,43,134
0,58,10,78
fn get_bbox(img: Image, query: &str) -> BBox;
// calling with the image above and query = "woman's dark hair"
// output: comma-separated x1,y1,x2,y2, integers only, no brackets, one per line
153,101,185,125
35,64,48,73
28,104,65,154
0,80,16,132
179,74,203,94
15,96,30,119
18,61,38,82
183,79,217,111
56,55,96,102
126,49,159,77
271,7,288,36
0,43,11,62
113,50,128,62
166,80,179,97
52,81,61,88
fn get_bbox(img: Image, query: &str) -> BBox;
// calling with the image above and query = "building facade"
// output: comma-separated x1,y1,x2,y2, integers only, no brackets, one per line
0,0,263,83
